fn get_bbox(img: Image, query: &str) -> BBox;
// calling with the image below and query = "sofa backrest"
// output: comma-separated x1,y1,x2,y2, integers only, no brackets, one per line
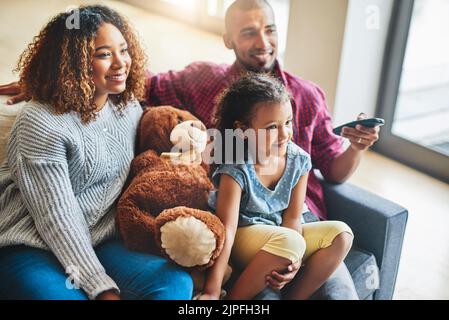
0,96,26,164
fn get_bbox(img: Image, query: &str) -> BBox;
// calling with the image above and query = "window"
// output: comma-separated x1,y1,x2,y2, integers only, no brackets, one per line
162,0,197,9
375,0,449,182
206,0,234,18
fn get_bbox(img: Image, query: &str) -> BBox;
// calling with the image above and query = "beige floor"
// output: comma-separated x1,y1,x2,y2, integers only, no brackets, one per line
349,152,449,299
1,0,449,300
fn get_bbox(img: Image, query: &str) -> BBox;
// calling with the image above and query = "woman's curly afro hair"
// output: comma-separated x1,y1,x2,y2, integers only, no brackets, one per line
15,5,147,123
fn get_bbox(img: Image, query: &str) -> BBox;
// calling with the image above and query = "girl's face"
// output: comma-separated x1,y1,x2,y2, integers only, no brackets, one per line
92,23,131,107
245,100,293,159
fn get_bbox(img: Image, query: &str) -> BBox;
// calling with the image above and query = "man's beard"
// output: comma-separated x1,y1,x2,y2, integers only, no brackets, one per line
236,54,276,74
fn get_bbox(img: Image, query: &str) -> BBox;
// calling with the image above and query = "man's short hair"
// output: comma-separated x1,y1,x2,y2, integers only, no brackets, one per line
225,0,274,33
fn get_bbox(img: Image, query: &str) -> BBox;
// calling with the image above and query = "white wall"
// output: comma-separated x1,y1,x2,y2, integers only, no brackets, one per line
333,0,394,126
284,0,349,114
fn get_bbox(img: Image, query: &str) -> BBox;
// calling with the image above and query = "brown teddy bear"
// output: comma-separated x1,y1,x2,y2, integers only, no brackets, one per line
116,106,226,271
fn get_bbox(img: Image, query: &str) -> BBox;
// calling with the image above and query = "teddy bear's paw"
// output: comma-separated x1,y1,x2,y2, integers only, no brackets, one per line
160,216,216,267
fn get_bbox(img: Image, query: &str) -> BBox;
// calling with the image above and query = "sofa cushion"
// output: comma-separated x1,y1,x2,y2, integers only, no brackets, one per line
344,246,379,300
0,96,25,163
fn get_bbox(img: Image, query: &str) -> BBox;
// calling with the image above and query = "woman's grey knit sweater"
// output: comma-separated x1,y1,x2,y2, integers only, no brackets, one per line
0,99,142,299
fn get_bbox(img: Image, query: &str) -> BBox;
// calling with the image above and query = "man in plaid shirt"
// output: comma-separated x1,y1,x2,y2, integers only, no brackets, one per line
146,0,380,300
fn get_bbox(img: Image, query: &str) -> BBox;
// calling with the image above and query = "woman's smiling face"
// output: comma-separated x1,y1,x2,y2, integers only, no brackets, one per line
91,23,131,107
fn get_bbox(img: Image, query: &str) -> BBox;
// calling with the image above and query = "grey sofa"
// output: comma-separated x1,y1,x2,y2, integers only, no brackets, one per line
322,178,408,300
227,177,408,300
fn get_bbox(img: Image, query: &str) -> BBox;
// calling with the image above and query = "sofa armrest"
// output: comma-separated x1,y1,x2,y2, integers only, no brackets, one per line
320,178,408,300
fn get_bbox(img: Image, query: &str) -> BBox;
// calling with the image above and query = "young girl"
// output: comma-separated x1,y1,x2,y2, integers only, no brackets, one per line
0,6,192,300
201,74,354,300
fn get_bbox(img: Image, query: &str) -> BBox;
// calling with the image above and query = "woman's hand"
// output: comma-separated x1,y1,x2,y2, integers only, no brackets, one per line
96,289,121,300
266,261,301,290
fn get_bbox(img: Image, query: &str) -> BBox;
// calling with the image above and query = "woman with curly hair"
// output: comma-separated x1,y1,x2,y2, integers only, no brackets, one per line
0,6,193,300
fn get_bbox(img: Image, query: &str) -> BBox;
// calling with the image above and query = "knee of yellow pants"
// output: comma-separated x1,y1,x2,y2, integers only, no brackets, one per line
330,221,353,238
302,220,354,260
263,227,306,264
320,221,354,249
332,221,354,246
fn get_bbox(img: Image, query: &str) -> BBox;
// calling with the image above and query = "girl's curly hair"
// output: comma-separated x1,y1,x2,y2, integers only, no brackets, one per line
15,5,147,123
213,73,290,135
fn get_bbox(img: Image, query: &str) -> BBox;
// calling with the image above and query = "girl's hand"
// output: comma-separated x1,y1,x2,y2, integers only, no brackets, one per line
266,261,301,290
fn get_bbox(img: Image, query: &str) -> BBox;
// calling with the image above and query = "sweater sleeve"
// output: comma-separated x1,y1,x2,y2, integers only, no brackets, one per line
10,110,119,300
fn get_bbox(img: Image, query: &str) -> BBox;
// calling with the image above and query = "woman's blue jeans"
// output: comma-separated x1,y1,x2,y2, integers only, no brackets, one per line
0,239,193,300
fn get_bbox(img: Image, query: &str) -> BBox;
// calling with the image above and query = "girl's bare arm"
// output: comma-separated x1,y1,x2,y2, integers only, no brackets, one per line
282,173,309,234
200,175,242,299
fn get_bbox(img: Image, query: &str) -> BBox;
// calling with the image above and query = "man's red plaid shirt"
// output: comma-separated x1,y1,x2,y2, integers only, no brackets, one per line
146,61,344,220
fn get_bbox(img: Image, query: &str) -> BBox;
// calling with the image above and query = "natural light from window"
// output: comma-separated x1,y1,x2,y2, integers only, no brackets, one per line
162,0,196,10
393,0,449,156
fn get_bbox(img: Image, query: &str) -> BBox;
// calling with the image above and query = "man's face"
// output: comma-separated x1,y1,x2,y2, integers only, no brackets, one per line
224,7,278,73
